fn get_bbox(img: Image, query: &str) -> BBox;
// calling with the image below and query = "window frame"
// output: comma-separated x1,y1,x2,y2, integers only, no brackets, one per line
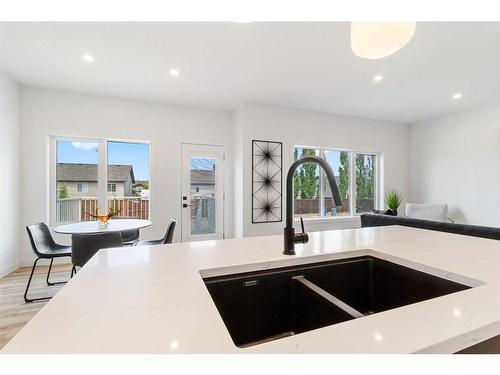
49,135,151,225
292,145,381,219
76,182,89,193
107,182,117,193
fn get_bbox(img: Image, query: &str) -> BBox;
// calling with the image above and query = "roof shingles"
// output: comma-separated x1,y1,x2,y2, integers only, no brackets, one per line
190,170,215,185
57,163,135,183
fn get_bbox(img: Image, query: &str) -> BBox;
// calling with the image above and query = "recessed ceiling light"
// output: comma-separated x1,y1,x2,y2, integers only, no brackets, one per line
169,69,180,77
81,54,94,63
373,74,384,82
452,92,463,99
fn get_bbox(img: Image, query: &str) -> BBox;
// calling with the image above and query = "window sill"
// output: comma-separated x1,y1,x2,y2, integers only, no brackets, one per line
293,215,361,225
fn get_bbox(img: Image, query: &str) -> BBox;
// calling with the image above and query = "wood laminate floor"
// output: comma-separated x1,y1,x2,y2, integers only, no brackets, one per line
0,263,72,349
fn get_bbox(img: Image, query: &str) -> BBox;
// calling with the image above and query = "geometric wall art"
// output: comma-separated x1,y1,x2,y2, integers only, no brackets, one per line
252,140,283,223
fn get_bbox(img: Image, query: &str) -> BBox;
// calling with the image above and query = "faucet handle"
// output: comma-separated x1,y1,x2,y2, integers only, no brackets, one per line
294,217,309,244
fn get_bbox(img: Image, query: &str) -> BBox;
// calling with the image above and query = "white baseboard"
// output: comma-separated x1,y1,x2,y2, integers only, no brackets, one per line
0,260,21,279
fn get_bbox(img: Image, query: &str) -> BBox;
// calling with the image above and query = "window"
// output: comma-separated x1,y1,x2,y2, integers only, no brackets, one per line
189,157,218,235
355,153,377,214
52,137,150,224
293,148,320,217
293,146,379,218
107,141,150,219
55,140,99,223
77,182,89,193
323,149,350,216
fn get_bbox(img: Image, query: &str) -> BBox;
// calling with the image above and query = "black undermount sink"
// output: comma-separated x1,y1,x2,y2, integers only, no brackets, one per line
202,255,472,348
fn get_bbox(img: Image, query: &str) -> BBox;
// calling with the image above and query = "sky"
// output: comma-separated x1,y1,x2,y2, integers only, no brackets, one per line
325,151,342,174
191,157,215,170
57,140,150,180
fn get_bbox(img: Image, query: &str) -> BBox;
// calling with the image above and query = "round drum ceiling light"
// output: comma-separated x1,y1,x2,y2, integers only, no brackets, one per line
351,22,416,60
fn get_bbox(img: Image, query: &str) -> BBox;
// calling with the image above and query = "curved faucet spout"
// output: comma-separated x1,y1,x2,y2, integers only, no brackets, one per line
284,156,342,255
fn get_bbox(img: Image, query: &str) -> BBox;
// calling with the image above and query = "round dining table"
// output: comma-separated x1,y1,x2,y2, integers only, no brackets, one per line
53,219,151,235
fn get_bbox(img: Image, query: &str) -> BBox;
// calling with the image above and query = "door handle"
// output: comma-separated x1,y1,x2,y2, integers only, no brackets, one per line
182,203,191,208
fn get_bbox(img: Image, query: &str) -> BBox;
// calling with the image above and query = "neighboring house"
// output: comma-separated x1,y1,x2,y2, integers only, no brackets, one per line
132,180,147,194
133,180,149,198
191,169,215,196
57,163,135,198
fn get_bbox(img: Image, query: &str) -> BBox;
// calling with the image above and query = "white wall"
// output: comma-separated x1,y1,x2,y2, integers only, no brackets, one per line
233,104,244,239
20,86,233,265
0,73,20,277
235,103,409,238
409,101,500,226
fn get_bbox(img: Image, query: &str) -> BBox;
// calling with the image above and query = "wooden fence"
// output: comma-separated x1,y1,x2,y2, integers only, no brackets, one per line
294,198,374,215
56,197,150,223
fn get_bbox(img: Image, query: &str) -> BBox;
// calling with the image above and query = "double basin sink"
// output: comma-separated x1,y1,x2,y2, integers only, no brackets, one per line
202,254,475,348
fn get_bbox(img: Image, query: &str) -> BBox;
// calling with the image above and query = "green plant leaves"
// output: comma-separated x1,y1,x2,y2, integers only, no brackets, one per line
385,190,402,211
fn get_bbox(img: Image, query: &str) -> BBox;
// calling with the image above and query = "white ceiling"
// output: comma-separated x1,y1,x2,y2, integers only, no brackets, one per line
0,22,499,123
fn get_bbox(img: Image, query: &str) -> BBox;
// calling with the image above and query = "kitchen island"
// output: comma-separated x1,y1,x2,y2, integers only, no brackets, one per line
3,225,500,354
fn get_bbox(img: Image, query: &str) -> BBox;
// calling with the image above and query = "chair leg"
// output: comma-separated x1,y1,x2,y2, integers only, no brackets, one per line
24,258,52,303
46,258,69,286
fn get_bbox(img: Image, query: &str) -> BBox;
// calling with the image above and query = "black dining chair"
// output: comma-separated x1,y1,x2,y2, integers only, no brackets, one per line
113,217,140,246
135,218,177,246
71,232,123,277
25,223,72,303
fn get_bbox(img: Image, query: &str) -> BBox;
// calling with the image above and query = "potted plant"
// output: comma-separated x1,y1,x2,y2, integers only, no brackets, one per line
385,190,402,216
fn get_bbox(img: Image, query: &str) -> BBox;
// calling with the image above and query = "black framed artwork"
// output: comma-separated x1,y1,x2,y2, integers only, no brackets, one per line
252,140,283,223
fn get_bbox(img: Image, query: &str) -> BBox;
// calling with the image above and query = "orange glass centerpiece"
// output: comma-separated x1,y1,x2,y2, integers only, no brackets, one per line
85,207,121,226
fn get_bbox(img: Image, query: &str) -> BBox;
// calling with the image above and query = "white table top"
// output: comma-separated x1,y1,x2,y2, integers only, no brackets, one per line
53,219,151,234
3,225,500,354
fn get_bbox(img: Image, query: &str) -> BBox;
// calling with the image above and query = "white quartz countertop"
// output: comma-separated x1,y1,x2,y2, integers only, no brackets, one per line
3,225,500,354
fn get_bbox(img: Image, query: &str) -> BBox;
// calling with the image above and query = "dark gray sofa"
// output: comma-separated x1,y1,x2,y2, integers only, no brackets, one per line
360,213,500,241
